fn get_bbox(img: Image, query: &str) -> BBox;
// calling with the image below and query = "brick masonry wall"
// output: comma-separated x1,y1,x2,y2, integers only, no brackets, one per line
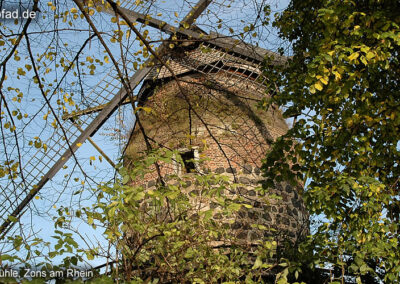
125,70,308,245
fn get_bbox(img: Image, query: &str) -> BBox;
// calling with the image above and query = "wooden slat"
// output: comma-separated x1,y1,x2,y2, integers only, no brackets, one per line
0,0,213,237
82,0,284,63
62,97,132,120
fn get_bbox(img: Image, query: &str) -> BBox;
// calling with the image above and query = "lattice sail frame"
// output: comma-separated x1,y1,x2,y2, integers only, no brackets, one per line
0,0,284,237
0,60,137,229
148,43,268,89
0,0,214,237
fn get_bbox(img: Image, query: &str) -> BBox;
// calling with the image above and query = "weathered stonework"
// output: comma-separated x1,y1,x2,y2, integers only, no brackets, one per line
125,42,308,247
136,167,308,247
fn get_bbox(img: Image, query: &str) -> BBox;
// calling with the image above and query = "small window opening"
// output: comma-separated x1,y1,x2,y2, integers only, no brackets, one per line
181,150,196,173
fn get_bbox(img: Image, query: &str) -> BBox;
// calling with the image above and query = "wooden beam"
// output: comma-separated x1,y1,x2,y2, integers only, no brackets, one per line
180,0,212,27
0,66,151,238
79,0,284,63
62,97,132,120
0,0,214,237
73,122,116,168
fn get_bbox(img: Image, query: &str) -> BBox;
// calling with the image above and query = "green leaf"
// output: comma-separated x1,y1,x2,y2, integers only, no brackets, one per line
8,215,18,222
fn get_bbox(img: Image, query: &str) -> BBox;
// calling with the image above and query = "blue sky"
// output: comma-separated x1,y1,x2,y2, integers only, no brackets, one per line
0,0,291,271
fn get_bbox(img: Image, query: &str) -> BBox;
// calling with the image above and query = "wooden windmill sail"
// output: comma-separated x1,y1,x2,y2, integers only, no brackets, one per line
0,0,307,244
0,0,213,237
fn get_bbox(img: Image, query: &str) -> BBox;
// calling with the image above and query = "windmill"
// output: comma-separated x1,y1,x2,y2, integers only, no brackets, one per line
0,0,307,247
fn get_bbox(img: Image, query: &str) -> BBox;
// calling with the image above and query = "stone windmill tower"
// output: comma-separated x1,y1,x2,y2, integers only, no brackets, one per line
0,0,307,255
124,36,308,245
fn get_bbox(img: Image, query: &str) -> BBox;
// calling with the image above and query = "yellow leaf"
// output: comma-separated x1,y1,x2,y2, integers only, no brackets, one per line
320,77,328,85
77,143,82,147
346,119,353,127
174,12,178,18
90,156,96,161
142,107,152,113
366,51,375,60
348,52,359,61
333,71,342,80
314,81,323,91
17,68,26,76
35,196,40,200
70,7,78,13
360,56,368,65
